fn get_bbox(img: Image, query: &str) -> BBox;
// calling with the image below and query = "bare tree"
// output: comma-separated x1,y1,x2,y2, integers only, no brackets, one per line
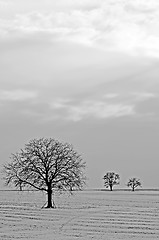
103,172,120,191
3,138,86,208
127,177,142,191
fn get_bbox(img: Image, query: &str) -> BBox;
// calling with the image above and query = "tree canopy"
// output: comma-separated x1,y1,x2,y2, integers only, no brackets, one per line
3,138,86,208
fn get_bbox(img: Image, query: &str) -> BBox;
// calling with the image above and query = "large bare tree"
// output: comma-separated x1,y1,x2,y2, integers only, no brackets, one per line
3,138,86,208
103,172,120,191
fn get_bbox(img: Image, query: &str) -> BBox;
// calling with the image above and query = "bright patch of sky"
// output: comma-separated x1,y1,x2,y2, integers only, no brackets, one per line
1,0,159,57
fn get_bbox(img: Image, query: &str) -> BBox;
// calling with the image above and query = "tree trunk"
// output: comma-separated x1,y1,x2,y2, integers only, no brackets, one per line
110,184,113,191
19,183,22,191
46,183,53,208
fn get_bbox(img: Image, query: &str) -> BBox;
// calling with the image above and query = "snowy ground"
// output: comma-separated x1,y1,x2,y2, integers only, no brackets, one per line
0,190,159,240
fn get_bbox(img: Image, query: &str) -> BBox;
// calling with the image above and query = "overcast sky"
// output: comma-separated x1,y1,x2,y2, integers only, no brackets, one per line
0,0,159,189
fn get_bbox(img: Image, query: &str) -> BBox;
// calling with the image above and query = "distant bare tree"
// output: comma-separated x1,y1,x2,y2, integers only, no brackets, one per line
3,138,86,208
103,172,120,191
127,178,142,191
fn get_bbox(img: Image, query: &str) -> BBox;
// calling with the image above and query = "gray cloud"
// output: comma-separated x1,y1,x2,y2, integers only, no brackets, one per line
0,1,8,7
0,89,38,101
1,1,159,57
48,97,135,122
46,91,157,122
132,92,157,102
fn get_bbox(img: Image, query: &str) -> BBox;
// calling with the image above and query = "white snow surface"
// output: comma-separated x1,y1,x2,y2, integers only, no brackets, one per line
0,190,159,239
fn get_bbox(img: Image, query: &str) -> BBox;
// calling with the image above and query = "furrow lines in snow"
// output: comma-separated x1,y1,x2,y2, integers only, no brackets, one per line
0,190,159,240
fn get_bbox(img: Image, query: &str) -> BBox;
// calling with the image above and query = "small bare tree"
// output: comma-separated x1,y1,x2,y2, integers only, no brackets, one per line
3,138,86,208
103,172,120,191
127,177,142,191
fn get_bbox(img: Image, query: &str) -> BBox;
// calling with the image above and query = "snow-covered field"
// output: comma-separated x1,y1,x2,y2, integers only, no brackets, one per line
0,190,159,240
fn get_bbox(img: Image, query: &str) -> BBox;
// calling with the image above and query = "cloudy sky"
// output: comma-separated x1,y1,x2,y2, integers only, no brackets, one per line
0,0,159,189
